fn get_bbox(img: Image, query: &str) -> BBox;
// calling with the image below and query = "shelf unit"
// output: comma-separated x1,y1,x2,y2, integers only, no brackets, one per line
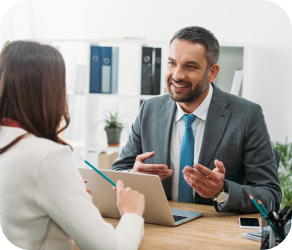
43,38,248,168
216,43,248,97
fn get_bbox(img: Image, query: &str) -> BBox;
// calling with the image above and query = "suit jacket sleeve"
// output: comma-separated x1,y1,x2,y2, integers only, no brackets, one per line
217,104,282,213
111,101,146,171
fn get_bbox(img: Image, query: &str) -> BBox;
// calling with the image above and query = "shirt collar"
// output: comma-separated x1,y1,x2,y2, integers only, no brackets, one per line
175,83,213,122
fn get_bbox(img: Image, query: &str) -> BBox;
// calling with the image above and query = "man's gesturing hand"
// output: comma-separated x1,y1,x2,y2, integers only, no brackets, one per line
130,151,173,180
182,159,226,198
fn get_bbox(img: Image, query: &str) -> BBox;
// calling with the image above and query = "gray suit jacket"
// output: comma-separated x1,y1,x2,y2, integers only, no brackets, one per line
111,84,282,213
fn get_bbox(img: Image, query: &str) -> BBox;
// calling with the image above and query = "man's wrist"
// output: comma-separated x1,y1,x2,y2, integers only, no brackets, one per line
212,180,229,203
212,181,223,199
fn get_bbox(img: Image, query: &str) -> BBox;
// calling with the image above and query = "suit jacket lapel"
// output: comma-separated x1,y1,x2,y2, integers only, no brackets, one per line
198,84,231,169
158,95,176,199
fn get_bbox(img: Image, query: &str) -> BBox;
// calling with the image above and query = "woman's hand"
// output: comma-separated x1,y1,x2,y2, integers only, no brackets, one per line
113,180,145,217
84,180,93,198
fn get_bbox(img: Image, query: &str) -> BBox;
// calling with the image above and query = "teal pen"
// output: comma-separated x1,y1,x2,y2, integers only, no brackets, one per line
249,195,284,242
257,200,269,217
80,157,116,187
249,194,265,214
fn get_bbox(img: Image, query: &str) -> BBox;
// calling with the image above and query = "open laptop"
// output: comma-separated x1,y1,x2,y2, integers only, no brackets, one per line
79,168,203,226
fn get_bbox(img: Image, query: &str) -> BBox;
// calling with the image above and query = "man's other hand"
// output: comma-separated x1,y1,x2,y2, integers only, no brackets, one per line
182,159,225,198
130,151,173,180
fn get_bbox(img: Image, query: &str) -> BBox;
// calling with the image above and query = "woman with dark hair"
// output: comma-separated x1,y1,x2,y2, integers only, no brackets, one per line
0,41,145,250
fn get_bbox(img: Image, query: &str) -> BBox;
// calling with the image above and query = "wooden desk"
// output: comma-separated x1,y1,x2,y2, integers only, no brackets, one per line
74,201,261,250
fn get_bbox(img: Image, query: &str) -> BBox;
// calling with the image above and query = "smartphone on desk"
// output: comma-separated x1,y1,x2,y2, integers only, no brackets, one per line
239,217,261,229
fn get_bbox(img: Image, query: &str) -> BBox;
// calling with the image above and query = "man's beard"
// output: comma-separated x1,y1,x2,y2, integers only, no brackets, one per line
166,69,209,103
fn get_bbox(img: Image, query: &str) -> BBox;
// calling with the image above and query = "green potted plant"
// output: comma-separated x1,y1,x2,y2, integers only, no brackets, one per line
104,110,124,146
272,138,292,210
3,41,10,47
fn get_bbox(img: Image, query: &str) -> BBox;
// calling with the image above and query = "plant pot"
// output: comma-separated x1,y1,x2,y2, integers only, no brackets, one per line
105,127,122,146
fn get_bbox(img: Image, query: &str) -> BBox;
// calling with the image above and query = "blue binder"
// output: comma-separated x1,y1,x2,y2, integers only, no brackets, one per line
90,46,102,93
111,47,119,94
90,46,119,94
101,47,112,93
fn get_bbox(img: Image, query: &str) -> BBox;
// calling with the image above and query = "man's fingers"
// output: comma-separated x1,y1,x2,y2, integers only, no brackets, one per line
136,169,172,176
136,151,155,162
183,167,210,185
159,174,170,180
157,169,173,177
183,170,208,189
214,159,226,174
184,175,203,194
136,163,168,172
184,163,224,181
192,164,214,177
184,166,208,178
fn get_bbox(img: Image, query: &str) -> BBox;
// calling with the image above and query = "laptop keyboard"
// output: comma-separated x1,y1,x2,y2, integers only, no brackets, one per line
173,215,188,222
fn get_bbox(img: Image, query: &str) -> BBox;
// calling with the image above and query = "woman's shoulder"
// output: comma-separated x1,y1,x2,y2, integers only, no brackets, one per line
0,126,69,153
1,126,72,164
0,127,74,179
20,135,72,159
17,136,74,175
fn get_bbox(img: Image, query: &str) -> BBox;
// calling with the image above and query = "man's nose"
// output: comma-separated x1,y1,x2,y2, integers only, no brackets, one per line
172,67,186,81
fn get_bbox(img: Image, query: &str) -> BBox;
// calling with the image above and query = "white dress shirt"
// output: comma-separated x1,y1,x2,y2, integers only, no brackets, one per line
170,84,213,202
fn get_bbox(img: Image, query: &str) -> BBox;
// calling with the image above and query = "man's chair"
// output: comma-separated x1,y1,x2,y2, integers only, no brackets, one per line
274,149,280,172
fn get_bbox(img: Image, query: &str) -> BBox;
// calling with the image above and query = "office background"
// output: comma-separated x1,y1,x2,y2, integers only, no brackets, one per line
0,0,292,249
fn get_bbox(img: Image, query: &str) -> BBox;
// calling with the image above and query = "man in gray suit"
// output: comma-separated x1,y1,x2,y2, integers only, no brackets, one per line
111,26,281,213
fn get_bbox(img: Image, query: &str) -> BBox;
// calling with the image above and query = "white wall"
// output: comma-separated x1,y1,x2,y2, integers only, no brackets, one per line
1,0,292,143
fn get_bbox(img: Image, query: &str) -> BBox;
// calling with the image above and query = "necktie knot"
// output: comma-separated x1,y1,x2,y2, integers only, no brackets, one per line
183,114,196,128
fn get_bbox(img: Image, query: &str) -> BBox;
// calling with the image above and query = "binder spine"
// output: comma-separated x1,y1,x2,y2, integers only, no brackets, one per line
89,46,102,93
153,48,161,95
111,47,119,94
141,47,153,95
101,47,112,93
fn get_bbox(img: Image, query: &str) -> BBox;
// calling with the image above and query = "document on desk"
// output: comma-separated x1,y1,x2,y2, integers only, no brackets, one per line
242,226,281,243
243,219,291,241
242,227,268,242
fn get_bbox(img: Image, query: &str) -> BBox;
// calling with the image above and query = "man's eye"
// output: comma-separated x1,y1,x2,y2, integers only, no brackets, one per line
187,65,196,69
168,61,175,66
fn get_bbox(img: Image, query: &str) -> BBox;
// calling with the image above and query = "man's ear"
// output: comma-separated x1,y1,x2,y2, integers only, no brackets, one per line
208,64,220,83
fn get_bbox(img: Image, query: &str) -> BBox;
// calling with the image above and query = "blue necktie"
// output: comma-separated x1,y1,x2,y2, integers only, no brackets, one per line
178,114,196,203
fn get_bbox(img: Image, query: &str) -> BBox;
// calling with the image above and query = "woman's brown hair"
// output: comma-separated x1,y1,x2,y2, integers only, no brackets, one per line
0,40,71,153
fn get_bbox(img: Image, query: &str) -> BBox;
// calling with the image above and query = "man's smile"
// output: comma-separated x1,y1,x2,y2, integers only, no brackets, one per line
172,82,189,88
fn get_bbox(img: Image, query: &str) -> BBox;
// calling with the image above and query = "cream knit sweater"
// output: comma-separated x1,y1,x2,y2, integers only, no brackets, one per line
0,126,144,250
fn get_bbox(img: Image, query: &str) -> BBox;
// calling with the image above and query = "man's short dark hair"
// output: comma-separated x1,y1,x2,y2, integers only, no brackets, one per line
170,26,220,68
